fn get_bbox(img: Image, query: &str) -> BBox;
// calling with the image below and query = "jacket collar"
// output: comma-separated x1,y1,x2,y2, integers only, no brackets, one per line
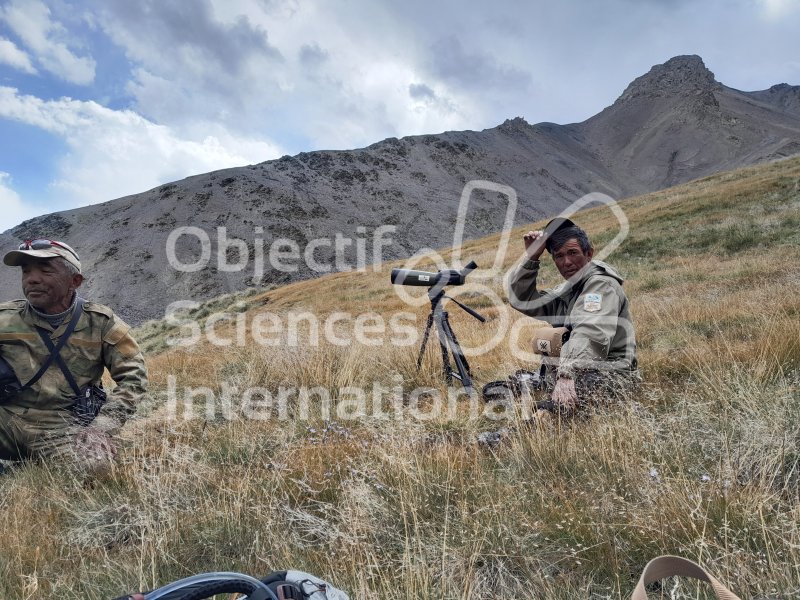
552,260,624,298
22,298,88,335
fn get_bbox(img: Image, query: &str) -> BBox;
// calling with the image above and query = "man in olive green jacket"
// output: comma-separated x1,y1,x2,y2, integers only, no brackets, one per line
0,239,147,472
507,218,637,414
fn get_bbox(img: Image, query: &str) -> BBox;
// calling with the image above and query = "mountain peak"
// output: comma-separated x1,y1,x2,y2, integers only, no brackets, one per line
497,116,533,134
618,55,719,102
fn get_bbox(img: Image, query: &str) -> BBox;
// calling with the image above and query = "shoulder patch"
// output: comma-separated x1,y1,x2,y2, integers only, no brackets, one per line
583,293,602,312
103,319,132,345
104,317,141,358
0,299,26,311
114,334,141,359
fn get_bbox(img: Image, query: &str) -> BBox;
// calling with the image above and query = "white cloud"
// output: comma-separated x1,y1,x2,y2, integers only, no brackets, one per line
0,38,37,74
758,0,799,20
0,0,95,85
0,172,39,233
94,1,283,126
92,0,481,152
0,86,283,219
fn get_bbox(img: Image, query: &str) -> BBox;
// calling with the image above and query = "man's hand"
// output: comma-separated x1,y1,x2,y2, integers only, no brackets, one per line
523,230,547,260
551,377,577,414
75,426,117,462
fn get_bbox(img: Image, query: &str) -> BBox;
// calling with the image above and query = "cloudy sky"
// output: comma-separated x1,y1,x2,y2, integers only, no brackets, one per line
0,0,798,233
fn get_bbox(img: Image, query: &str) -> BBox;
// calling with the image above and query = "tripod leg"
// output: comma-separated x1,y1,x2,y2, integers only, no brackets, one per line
416,312,435,371
440,312,472,391
438,324,453,384
430,310,454,384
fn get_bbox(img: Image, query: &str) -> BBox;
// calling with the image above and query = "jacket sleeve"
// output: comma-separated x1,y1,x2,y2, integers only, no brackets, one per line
507,259,567,322
94,317,148,435
558,276,622,378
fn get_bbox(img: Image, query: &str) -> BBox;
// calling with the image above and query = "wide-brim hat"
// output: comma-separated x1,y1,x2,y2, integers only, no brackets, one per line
4,240,82,273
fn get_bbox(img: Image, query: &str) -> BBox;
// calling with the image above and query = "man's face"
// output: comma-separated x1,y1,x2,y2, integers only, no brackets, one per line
21,258,82,314
551,238,594,280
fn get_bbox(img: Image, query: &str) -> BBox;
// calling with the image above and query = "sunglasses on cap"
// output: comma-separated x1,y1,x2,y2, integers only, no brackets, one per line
18,239,81,261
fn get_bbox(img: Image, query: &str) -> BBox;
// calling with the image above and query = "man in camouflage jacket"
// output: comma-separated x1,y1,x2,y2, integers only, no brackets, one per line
507,218,638,414
0,239,147,471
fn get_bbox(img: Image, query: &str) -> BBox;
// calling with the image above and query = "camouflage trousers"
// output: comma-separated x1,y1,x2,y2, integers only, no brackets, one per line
0,405,113,475
572,369,640,409
536,368,640,416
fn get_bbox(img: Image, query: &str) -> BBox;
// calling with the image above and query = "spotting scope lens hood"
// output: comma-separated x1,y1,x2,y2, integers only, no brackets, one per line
391,260,478,287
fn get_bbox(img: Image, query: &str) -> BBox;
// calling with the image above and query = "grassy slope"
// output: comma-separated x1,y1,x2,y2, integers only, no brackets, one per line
1,157,799,599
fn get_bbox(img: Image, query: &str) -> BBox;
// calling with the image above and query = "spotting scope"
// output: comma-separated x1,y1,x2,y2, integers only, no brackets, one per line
391,260,478,287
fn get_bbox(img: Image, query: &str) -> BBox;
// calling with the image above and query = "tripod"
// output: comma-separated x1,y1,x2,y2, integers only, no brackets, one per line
416,288,486,393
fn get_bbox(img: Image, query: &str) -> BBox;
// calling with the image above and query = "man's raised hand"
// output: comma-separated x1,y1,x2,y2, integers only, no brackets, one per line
523,230,547,260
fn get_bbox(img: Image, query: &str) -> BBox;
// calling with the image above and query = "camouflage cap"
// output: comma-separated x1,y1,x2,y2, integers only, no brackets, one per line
3,239,82,273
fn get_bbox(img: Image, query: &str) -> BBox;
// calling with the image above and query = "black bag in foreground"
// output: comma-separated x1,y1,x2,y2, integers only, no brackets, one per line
110,568,351,600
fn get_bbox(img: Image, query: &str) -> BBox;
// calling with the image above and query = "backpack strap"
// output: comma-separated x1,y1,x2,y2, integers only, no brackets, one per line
22,298,85,394
632,555,741,600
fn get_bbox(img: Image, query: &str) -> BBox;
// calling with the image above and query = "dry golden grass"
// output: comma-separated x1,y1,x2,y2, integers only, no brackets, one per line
1,157,799,599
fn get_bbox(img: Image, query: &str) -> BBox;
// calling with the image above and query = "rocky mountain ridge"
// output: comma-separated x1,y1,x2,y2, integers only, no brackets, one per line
2,55,799,324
